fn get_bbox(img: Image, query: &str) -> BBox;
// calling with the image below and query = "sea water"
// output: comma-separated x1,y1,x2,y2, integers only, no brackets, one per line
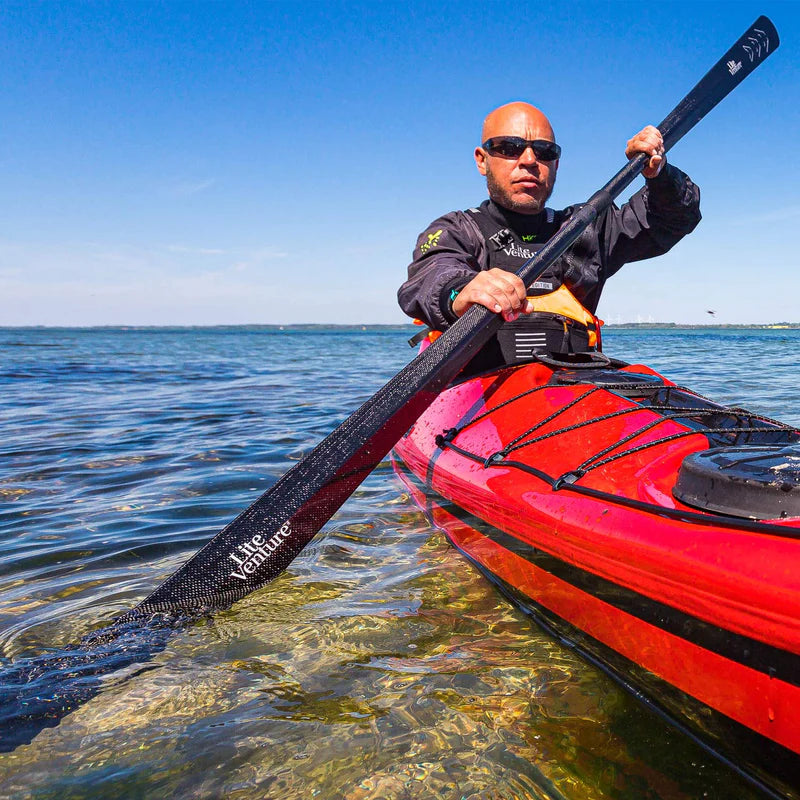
1,325,797,799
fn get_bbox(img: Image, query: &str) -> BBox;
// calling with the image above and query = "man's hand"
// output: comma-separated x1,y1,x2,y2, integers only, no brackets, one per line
626,125,665,179
452,268,534,321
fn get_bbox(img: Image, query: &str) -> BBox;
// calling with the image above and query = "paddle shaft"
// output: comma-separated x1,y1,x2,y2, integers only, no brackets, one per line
128,15,779,617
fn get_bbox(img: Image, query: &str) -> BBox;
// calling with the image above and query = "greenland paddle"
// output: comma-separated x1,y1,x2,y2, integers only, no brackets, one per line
0,15,779,751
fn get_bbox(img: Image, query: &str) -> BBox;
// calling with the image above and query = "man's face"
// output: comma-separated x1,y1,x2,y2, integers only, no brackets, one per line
474,108,559,215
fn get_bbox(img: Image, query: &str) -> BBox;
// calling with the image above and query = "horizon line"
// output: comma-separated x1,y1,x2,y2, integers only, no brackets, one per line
3,322,800,331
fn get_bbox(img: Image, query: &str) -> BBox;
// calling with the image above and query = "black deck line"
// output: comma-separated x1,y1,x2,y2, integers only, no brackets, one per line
438,361,800,541
441,437,800,541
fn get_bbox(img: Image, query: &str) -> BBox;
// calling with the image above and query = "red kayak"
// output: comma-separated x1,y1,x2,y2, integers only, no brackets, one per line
392,359,800,798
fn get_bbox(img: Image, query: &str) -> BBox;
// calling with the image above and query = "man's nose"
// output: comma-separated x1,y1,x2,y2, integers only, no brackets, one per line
519,146,538,166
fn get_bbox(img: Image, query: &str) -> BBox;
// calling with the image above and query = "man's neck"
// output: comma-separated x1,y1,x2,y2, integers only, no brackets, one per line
485,199,547,234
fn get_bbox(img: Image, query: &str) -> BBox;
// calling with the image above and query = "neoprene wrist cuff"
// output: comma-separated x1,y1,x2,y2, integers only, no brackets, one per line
645,161,677,186
440,279,466,324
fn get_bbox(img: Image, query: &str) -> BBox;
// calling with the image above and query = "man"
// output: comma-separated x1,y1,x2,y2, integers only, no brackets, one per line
398,102,701,371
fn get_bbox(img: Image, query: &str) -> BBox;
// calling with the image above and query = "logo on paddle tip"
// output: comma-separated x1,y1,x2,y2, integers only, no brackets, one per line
727,59,742,76
228,523,292,580
743,27,771,62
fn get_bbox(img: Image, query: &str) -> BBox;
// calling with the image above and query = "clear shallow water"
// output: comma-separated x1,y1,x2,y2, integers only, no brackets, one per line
1,326,798,799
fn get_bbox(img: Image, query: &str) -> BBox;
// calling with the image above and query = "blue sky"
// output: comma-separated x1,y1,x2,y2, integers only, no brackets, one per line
2,1,798,326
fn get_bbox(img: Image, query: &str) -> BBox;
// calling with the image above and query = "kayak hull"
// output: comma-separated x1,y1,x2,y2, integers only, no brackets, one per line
392,360,800,797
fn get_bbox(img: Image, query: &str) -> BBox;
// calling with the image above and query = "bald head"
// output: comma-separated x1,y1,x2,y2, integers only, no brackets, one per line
481,102,555,144
475,102,559,215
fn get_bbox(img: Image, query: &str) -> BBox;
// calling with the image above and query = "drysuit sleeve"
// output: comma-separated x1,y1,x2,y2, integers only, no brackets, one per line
397,211,487,330
601,163,701,277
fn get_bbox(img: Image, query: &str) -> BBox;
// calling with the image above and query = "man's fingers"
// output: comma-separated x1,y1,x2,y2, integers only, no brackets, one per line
487,269,527,305
624,126,666,179
474,273,524,310
474,286,517,315
626,125,664,160
638,125,663,149
453,269,531,318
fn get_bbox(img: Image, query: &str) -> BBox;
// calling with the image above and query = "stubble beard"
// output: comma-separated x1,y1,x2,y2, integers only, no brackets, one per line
486,169,554,215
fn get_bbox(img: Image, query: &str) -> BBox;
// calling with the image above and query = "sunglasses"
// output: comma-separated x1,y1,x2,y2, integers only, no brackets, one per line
482,137,561,162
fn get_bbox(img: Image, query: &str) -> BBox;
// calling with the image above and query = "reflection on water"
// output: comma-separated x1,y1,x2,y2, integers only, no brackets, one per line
1,326,792,798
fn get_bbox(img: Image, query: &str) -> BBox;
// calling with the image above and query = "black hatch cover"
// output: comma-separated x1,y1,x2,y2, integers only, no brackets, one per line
674,445,800,520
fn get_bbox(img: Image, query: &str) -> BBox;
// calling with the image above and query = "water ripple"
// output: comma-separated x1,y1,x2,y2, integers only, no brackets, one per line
0,326,786,799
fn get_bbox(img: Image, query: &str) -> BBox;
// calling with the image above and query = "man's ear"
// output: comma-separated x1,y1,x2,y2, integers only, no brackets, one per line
474,147,488,176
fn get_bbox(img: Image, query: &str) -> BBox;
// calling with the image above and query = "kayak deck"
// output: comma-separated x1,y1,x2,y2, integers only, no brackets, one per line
393,360,800,798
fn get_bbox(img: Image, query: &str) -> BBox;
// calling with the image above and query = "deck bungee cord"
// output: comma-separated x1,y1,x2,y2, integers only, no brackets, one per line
0,16,781,753
438,375,799,468
434,365,800,539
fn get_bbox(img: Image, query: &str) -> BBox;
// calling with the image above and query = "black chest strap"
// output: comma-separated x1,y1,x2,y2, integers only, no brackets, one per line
466,203,570,279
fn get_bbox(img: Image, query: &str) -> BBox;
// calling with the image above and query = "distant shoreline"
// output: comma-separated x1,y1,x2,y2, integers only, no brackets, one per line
603,322,800,330
3,322,800,332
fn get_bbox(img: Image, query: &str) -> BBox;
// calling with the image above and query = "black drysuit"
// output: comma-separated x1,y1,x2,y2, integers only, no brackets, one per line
398,164,701,355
